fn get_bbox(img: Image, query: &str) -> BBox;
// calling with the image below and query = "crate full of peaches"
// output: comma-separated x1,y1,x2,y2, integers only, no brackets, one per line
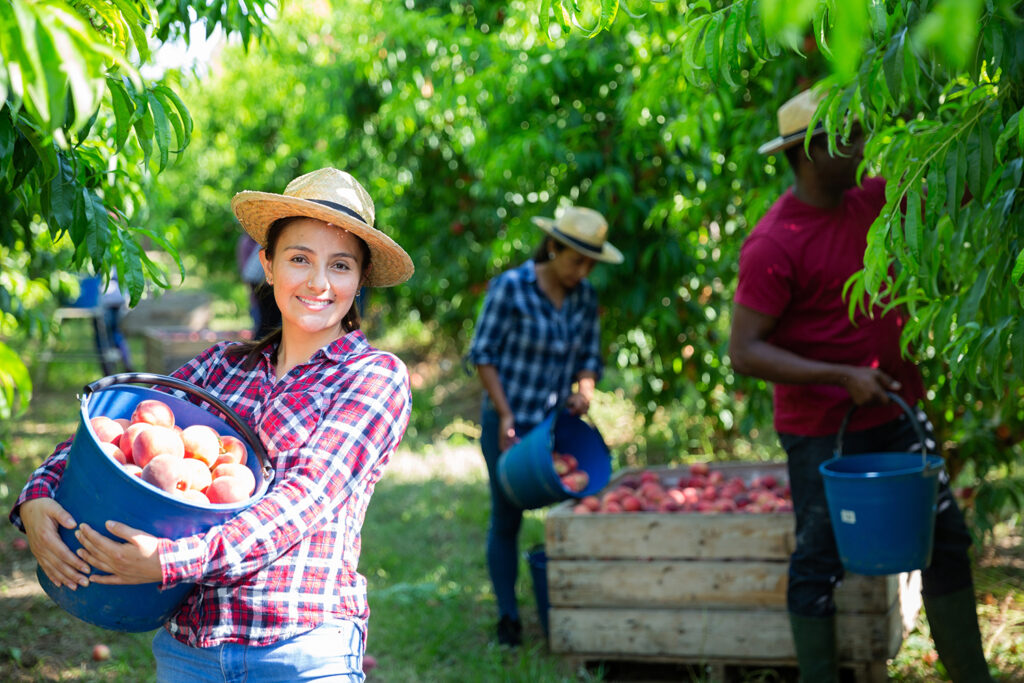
570,462,793,515
88,398,256,506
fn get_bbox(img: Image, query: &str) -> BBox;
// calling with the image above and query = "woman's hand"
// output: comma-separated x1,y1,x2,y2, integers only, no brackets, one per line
498,413,518,453
20,498,92,590
74,521,163,585
566,392,590,416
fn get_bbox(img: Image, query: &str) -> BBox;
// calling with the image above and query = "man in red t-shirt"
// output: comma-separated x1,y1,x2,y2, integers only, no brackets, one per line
729,88,991,682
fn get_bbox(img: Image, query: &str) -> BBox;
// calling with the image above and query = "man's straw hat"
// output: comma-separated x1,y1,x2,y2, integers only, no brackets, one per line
757,88,827,155
231,168,414,287
531,207,623,264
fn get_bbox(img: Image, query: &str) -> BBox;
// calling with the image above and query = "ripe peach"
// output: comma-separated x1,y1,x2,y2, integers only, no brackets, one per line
181,425,221,467
90,416,125,445
99,442,128,465
560,453,579,472
91,643,111,662
620,494,642,512
176,488,211,506
602,500,623,514
573,503,592,514
141,454,189,493
114,418,131,430
580,495,601,512
118,422,151,462
132,426,185,468
181,457,214,492
689,462,710,476
552,454,572,476
206,475,253,504
211,463,256,496
213,434,247,468
121,464,143,477
130,399,175,428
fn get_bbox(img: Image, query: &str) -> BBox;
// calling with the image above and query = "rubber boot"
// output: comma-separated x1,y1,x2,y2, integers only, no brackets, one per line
923,586,994,682
789,613,839,683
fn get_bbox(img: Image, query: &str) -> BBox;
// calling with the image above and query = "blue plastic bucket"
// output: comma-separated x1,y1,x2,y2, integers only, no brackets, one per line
37,373,274,632
71,276,102,308
497,410,611,509
819,393,943,576
525,545,549,638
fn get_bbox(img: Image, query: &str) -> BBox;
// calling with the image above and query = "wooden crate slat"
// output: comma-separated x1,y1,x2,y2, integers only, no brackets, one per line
546,512,796,561
547,559,900,614
549,604,901,662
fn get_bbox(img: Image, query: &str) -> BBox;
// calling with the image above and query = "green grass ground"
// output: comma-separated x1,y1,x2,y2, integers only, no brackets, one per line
0,330,1020,681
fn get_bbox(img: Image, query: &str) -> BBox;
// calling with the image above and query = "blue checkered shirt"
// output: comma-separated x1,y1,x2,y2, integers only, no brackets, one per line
468,260,603,431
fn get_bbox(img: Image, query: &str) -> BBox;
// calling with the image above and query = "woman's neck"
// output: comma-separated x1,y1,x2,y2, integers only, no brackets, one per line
534,261,566,308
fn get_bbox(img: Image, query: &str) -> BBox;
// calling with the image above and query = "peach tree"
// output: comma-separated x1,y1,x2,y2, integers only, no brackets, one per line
0,0,273,458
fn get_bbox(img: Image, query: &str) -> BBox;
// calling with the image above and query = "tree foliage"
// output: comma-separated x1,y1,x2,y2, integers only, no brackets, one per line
0,0,273,433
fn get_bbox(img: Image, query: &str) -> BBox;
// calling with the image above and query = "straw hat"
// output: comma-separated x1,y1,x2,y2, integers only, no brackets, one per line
757,88,827,155
531,207,623,264
231,168,414,287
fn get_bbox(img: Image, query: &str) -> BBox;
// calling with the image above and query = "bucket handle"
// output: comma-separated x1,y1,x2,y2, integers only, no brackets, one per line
834,391,930,466
84,372,274,483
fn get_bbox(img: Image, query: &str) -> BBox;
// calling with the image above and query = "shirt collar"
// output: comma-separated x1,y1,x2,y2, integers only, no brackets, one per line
258,329,370,367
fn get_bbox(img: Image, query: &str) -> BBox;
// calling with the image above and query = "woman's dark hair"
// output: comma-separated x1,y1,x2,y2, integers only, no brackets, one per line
532,236,568,263
226,216,372,370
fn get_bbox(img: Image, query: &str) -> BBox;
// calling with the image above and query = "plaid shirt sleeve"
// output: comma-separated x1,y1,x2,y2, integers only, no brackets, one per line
467,275,511,367
9,436,74,531
157,351,411,588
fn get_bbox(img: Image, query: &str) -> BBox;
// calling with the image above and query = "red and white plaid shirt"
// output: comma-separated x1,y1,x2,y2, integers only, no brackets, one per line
11,330,411,648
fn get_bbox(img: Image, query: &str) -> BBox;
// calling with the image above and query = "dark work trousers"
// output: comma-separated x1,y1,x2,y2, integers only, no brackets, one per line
778,406,975,617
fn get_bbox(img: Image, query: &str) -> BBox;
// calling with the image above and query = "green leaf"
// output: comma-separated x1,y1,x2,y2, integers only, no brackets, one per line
110,0,152,63
147,91,171,171
82,188,111,262
904,188,922,269
882,28,905,111
959,267,990,323
0,341,32,420
108,77,134,151
42,154,76,233
132,98,155,165
1011,249,1024,287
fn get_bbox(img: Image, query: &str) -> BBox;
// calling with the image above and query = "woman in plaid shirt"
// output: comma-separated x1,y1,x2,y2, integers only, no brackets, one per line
468,206,622,646
12,168,413,682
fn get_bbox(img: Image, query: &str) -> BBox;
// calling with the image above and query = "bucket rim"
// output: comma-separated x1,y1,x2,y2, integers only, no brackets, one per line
80,383,272,511
820,452,944,479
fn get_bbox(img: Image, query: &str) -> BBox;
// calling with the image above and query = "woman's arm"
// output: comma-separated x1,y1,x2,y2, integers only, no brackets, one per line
476,364,517,452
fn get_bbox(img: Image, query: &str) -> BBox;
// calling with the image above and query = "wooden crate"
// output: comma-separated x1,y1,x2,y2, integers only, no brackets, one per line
544,463,922,682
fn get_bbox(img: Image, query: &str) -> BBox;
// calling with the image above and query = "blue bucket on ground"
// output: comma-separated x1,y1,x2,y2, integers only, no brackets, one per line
819,392,944,576
37,373,274,632
526,544,549,639
497,410,611,509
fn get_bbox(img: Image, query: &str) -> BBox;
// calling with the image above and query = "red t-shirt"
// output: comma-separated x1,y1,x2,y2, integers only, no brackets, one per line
734,177,923,436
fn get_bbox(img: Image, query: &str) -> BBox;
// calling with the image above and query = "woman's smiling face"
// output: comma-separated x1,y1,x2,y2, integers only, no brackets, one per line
261,217,365,343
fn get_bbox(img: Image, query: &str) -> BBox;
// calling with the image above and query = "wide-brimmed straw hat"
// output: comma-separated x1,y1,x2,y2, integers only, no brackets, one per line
757,88,827,155
531,207,623,264
231,168,414,287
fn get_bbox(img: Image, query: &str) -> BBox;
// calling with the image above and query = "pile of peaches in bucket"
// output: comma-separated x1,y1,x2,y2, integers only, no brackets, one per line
89,399,256,506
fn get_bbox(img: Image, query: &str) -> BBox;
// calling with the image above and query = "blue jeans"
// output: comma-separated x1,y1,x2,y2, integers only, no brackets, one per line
152,619,365,682
480,407,535,621
779,407,974,618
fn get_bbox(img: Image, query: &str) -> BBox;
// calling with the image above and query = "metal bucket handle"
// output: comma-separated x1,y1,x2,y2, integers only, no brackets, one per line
834,391,930,467
84,372,274,484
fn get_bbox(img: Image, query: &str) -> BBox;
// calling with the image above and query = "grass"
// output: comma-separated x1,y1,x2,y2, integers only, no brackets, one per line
0,327,1021,681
